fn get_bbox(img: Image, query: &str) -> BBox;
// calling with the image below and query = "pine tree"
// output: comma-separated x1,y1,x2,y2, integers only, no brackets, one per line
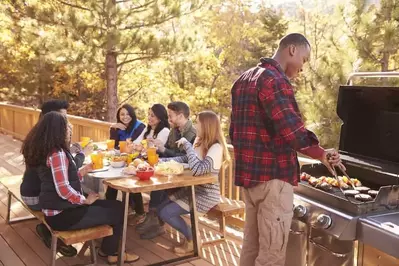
342,0,399,85
8,0,203,121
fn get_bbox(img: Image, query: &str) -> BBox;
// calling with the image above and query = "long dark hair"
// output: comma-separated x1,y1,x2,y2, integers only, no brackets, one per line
22,111,69,167
116,104,138,134
143,104,170,139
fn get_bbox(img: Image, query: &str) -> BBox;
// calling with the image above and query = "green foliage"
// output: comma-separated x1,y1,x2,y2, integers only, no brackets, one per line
1,0,398,148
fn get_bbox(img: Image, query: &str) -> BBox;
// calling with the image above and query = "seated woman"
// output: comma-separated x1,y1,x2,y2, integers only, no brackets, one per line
128,103,170,151
108,104,146,224
151,110,230,254
110,104,146,148
21,111,139,264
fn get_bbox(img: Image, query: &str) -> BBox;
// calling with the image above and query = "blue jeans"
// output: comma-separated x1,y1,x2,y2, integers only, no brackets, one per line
157,199,192,240
149,190,168,209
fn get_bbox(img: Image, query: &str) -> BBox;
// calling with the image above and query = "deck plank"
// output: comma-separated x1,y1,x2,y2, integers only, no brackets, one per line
0,133,241,266
0,235,25,266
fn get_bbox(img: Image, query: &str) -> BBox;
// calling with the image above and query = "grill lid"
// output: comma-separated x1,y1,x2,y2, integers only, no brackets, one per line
337,85,399,171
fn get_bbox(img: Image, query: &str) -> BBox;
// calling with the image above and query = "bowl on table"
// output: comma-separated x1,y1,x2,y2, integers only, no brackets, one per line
110,161,126,168
136,169,154,181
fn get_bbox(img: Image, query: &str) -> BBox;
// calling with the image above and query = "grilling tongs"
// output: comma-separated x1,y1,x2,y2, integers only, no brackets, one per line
326,154,357,190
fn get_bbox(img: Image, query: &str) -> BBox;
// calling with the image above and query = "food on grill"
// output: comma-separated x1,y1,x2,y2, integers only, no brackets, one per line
355,193,373,202
343,190,360,196
300,172,311,181
315,182,332,192
340,176,349,184
325,177,338,187
308,177,319,186
368,190,379,197
354,186,370,193
350,178,362,187
338,180,349,189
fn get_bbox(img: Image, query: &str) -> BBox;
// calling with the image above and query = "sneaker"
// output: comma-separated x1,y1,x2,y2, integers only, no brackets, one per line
135,211,159,234
139,224,165,240
174,240,194,255
36,224,77,257
107,252,140,265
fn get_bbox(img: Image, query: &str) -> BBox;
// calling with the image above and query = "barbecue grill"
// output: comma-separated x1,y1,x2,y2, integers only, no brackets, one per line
285,73,399,266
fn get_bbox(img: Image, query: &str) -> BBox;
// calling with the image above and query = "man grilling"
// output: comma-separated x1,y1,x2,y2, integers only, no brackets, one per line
229,33,344,266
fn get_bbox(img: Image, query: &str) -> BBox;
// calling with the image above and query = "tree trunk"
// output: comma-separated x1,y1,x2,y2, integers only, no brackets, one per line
106,51,118,122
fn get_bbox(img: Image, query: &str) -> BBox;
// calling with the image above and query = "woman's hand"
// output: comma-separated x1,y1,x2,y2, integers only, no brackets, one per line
111,123,127,130
79,163,93,176
175,137,189,148
149,138,165,152
84,193,99,205
70,142,83,154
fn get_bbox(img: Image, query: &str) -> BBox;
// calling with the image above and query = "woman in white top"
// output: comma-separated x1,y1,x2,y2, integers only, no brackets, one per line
129,104,170,152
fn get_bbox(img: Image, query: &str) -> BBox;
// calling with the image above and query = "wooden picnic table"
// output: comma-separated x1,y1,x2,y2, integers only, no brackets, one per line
103,170,218,266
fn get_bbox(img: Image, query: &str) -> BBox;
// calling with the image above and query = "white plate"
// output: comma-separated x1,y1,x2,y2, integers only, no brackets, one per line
182,163,190,169
90,167,124,179
89,166,110,173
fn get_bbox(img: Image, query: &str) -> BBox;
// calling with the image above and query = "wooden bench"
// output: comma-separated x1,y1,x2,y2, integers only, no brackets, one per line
203,196,245,246
202,160,245,246
0,175,113,266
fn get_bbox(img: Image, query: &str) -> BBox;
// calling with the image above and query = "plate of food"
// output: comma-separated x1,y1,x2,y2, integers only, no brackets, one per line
155,160,184,176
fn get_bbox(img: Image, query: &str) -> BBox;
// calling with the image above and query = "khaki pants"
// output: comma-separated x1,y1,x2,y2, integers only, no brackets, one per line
240,179,293,266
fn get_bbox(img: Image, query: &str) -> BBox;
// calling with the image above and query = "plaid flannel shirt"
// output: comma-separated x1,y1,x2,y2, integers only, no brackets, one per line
42,150,85,216
229,58,324,188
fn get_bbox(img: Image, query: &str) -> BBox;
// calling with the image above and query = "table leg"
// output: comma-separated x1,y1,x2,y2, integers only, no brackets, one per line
118,192,130,266
189,185,200,256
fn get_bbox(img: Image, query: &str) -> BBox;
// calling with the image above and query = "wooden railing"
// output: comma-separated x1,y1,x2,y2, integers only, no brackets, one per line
0,103,317,229
0,103,112,143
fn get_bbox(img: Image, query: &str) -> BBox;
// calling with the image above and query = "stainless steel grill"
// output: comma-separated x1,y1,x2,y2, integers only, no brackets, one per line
286,72,399,266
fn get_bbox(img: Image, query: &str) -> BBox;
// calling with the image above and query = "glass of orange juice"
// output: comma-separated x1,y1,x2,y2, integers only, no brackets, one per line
147,147,157,157
148,154,159,166
106,139,115,150
119,141,127,153
80,136,91,148
90,152,104,169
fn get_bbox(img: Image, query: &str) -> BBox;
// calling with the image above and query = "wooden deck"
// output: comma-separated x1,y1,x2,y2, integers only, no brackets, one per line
0,133,243,266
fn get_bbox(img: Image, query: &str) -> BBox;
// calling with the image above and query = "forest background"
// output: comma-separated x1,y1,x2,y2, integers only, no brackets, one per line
1,0,399,148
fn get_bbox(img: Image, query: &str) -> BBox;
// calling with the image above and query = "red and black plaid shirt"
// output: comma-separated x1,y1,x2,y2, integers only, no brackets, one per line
229,58,324,188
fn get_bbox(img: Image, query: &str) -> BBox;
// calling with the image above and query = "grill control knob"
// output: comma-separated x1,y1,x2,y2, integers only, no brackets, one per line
314,214,332,229
293,205,307,218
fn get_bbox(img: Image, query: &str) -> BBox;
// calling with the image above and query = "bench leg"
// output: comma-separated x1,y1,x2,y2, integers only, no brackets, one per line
6,191,36,224
90,240,97,265
78,241,90,257
6,191,11,224
51,234,58,266
202,215,227,247
220,215,226,239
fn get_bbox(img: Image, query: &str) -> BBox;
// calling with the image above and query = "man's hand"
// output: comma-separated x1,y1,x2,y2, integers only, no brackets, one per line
319,149,346,175
84,193,99,205
111,123,127,130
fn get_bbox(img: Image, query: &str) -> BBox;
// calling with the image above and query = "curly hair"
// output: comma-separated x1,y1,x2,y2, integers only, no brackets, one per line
22,111,69,167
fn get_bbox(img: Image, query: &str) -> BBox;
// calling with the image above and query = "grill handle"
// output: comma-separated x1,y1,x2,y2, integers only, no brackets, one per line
309,238,349,258
347,72,399,85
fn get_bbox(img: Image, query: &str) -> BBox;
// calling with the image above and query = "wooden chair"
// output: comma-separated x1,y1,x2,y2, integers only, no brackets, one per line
1,175,113,266
202,160,245,246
